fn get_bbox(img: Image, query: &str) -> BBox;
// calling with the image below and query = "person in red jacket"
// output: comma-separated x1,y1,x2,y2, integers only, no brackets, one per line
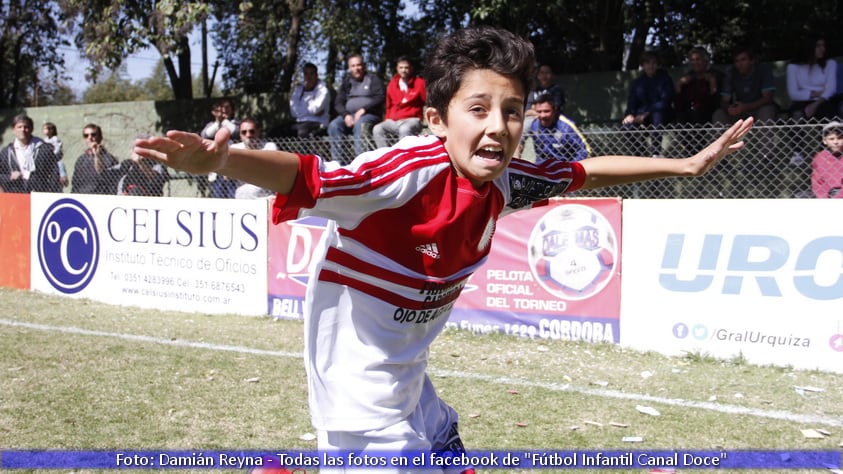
373,56,427,149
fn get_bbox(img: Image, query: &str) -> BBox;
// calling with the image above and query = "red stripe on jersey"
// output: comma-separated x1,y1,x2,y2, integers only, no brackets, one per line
325,247,469,290
318,268,464,310
320,144,450,198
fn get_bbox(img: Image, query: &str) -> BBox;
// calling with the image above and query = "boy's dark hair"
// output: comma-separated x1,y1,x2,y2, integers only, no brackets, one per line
639,50,661,65
533,93,558,109
425,25,535,121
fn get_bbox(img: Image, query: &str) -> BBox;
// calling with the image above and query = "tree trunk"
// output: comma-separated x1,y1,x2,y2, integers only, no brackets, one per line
280,0,306,94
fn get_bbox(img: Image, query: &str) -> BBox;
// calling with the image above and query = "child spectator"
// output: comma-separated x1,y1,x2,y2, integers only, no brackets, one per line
42,122,68,188
622,51,674,156
812,121,843,198
135,26,753,473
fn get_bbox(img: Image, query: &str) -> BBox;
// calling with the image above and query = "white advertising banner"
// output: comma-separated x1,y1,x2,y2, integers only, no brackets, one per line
621,199,843,373
30,194,268,315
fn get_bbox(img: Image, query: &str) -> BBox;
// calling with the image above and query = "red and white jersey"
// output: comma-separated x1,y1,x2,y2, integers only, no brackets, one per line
272,135,585,431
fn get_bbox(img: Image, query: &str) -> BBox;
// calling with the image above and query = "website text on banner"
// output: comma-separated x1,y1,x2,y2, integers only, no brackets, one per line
621,199,843,374
30,194,269,315
0,193,31,289
268,198,622,344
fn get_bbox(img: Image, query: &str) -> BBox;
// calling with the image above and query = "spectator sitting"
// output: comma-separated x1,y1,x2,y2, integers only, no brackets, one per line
525,63,566,128
290,62,331,138
0,114,61,193
812,121,843,199
71,123,121,194
42,122,68,188
787,35,837,120
713,46,778,124
327,54,385,162
373,56,426,149
674,47,724,124
517,93,590,163
233,118,279,199
622,51,674,156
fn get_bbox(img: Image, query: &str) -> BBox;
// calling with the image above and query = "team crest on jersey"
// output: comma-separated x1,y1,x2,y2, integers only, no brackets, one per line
478,217,495,252
527,204,617,300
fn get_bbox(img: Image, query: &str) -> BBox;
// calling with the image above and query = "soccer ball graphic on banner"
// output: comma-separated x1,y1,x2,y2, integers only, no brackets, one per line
527,204,617,301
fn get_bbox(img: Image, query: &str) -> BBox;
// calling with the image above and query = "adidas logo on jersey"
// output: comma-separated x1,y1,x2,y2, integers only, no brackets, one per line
415,243,441,259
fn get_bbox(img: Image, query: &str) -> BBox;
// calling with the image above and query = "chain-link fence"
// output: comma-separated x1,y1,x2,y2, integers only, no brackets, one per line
45,118,830,199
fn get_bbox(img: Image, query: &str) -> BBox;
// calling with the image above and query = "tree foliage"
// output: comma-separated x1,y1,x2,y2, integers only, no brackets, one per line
0,0,69,108
59,0,208,99
8,0,843,106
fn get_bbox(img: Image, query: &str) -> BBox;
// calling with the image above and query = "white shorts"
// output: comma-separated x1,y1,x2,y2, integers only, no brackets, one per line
317,376,471,474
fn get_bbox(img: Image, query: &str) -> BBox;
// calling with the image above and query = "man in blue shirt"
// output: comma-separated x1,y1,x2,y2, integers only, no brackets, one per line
518,94,590,163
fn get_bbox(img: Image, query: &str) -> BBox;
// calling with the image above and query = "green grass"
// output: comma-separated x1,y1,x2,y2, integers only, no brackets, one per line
0,287,841,473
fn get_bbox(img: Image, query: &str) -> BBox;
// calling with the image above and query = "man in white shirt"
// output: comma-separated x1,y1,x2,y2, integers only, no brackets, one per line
0,114,61,193
290,63,331,138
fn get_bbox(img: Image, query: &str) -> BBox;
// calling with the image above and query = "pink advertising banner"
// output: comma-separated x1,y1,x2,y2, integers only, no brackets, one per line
267,198,622,343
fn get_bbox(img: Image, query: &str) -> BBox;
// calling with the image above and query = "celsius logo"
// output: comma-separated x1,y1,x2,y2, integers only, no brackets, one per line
37,198,100,294
527,204,617,301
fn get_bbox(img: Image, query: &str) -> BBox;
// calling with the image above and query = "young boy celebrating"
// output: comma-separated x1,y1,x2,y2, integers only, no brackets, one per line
812,121,843,198
135,26,753,473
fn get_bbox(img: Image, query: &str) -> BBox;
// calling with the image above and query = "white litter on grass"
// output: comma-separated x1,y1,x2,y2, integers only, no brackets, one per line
622,436,643,443
636,405,660,416
800,428,826,439
640,370,654,379
299,433,316,441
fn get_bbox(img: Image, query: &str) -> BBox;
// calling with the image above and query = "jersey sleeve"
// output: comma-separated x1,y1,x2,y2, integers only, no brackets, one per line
273,136,452,228
497,158,586,216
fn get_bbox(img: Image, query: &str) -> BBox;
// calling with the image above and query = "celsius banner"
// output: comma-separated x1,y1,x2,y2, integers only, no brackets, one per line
0,193,31,290
30,194,268,315
267,199,623,344
621,199,843,373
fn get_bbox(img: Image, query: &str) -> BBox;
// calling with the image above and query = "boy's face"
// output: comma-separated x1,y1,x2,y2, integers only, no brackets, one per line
396,61,413,81
734,52,753,75
823,132,843,154
534,101,557,128
536,65,553,87
688,52,708,73
641,59,658,77
427,69,525,188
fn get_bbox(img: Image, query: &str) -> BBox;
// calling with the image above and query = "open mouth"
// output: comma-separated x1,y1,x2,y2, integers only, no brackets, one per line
474,146,504,162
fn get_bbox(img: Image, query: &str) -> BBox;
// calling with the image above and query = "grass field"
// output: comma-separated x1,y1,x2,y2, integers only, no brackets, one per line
0,287,841,473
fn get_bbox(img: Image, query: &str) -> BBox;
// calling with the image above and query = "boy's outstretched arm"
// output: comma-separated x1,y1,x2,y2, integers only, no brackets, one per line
133,128,301,195
578,118,754,190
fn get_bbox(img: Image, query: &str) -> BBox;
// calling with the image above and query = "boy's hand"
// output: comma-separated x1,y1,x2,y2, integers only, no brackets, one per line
133,128,231,174
686,117,754,176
